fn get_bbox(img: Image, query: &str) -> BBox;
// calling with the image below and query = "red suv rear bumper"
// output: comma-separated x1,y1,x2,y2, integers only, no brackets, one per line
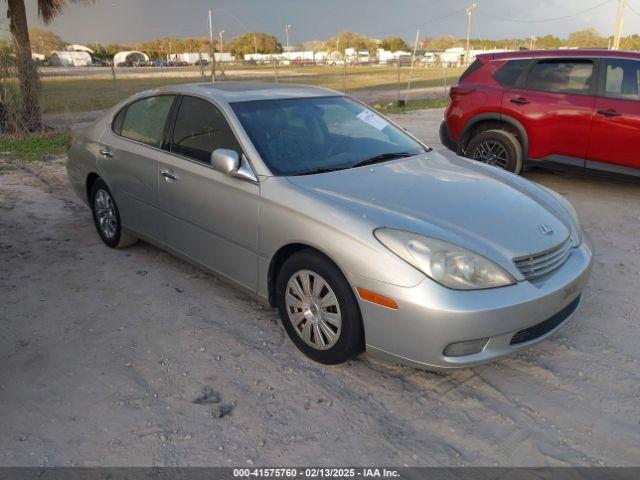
439,120,460,154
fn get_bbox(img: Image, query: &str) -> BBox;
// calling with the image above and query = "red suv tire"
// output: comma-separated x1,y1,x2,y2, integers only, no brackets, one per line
465,129,523,174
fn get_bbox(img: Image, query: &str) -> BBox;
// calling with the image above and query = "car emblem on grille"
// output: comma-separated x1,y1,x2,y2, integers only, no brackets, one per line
538,224,554,235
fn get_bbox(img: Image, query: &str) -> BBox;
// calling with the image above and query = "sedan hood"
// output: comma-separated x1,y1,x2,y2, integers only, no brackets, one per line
286,151,572,262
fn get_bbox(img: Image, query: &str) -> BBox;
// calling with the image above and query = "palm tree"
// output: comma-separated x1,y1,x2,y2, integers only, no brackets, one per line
6,0,76,131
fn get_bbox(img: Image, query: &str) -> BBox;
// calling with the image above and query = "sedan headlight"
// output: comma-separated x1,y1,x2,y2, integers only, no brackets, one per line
374,228,516,290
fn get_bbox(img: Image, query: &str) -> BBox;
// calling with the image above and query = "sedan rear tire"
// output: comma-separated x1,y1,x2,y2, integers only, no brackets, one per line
275,250,364,364
90,178,138,249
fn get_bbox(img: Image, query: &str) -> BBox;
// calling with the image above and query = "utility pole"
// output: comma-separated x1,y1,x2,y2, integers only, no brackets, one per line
219,30,225,52
285,24,292,60
405,29,420,104
465,3,478,66
612,0,627,50
208,9,217,82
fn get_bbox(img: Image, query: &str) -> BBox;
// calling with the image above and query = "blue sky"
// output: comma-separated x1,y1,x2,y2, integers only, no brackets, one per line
20,0,640,44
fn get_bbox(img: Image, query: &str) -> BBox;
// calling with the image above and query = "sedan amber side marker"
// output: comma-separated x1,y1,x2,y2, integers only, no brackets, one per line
356,288,398,310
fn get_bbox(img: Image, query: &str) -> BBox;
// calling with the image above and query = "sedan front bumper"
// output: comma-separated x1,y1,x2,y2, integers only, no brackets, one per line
350,235,593,370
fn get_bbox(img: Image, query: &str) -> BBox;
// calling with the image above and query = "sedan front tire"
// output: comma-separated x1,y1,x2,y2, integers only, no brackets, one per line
275,250,364,364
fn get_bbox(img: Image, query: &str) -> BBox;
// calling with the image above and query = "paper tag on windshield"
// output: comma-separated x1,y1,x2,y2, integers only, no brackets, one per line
357,110,388,131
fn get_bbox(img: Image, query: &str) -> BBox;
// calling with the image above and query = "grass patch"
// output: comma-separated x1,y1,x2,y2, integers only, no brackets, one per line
0,132,70,160
373,97,450,114
41,76,198,113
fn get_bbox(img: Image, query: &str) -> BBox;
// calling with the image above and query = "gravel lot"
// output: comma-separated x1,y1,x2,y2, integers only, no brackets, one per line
1,109,639,467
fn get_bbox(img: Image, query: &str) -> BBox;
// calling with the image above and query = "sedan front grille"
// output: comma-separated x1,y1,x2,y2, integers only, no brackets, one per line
514,237,573,281
510,295,581,345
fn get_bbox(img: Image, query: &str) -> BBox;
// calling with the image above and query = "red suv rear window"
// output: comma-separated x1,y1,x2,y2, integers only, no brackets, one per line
492,59,530,87
459,59,483,82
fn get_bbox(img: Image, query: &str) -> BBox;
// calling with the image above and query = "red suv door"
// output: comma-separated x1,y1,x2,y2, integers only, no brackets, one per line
587,58,640,171
501,58,597,162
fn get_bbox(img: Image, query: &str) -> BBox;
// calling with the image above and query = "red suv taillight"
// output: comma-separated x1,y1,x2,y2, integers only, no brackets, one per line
450,86,476,98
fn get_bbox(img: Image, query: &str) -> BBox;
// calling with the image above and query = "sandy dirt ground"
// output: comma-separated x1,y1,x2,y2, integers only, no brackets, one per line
1,109,640,467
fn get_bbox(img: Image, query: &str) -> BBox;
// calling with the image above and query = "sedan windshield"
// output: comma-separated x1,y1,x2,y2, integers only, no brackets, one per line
231,96,428,176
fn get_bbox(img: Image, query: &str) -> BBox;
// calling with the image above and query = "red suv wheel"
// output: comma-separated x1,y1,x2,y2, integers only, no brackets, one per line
465,129,523,174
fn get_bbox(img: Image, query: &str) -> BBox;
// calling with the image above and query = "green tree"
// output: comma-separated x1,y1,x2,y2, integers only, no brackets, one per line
28,28,65,55
619,34,640,51
7,0,42,131
302,39,325,52
536,34,563,49
6,0,88,132
324,32,378,54
422,35,460,51
228,32,281,57
567,29,607,48
380,36,410,52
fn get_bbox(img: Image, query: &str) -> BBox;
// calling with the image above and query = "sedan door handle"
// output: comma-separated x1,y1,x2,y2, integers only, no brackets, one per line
99,148,113,157
597,108,621,117
160,169,178,181
510,97,530,105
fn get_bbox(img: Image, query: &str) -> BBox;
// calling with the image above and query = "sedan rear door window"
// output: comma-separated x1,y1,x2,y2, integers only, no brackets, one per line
119,95,175,147
170,96,242,164
526,59,594,95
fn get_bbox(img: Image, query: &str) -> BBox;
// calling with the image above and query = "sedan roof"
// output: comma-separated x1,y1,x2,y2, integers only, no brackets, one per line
152,82,342,103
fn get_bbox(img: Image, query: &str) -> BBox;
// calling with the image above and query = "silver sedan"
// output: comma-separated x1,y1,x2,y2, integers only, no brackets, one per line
66,82,593,370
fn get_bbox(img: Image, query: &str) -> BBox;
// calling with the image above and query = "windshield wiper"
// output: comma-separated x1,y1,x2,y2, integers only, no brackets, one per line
295,166,347,176
295,151,416,176
351,151,414,168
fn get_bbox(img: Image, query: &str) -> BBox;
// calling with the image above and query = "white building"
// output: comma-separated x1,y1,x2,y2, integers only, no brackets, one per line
168,52,209,64
168,52,235,64
342,48,370,62
376,49,411,64
281,51,325,63
418,52,437,65
113,51,149,66
437,47,465,66
214,52,235,62
244,53,282,62
65,44,94,54
243,51,328,63
49,51,92,67
437,48,511,66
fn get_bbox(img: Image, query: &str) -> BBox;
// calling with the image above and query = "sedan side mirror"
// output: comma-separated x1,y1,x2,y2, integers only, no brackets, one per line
211,149,240,176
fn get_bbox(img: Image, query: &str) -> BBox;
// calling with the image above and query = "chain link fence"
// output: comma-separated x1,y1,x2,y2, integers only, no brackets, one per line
37,60,464,130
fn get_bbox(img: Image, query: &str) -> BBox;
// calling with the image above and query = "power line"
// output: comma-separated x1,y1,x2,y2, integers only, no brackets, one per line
628,0,640,15
476,0,615,23
371,6,469,39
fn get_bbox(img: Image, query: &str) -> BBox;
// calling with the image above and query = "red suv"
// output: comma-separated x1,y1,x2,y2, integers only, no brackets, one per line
440,49,640,178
